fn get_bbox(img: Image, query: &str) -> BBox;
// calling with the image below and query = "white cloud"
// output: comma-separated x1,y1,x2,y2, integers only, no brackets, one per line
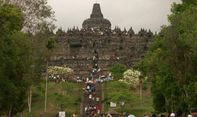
47,0,181,32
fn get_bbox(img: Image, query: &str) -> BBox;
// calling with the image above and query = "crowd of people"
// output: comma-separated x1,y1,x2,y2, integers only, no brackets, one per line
82,50,103,117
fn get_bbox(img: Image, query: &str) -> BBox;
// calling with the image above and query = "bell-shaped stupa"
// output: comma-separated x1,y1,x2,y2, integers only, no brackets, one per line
82,3,111,30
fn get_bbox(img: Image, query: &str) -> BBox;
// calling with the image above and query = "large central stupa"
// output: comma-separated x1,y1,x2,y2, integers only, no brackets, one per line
82,3,111,30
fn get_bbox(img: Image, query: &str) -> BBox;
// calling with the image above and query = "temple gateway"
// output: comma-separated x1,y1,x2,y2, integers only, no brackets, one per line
50,3,154,76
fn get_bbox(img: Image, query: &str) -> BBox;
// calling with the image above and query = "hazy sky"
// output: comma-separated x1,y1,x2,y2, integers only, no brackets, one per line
48,0,181,33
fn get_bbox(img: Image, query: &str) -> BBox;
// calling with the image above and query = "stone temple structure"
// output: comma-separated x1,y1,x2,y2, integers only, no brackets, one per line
82,3,111,30
50,3,154,76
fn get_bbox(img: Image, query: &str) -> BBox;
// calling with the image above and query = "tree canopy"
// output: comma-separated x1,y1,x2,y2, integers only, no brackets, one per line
110,64,127,80
0,4,32,117
138,0,197,114
0,0,55,34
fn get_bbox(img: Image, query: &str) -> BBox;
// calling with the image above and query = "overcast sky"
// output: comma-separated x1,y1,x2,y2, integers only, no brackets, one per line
48,0,181,33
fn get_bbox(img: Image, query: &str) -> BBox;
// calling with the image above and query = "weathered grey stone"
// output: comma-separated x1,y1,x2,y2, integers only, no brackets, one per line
82,3,111,30
51,3,154,75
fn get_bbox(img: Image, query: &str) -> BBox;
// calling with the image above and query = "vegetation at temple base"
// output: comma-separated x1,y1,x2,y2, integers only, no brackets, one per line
104,81,153,116
48,66,73,76
110,64,127,80
138,0,197,115
17,81,83,117
121,69,145,88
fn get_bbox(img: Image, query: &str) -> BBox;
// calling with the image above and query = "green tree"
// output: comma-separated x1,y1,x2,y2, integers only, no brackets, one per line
0,4,23,36
0,4,31,117
0,1,56,115
138,1,197,114
110,64,127,80
122,69,147,106
1,0,55,33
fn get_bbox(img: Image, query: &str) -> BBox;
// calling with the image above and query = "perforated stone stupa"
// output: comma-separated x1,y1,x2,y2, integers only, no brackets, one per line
82,3,111,30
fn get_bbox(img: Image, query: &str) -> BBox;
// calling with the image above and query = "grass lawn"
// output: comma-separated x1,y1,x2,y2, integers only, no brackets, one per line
18,80,83,117
104,81,154,116
15,80,153,117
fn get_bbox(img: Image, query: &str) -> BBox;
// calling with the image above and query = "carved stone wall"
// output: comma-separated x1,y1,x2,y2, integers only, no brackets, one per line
50,28,154,75
50,3,154,75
